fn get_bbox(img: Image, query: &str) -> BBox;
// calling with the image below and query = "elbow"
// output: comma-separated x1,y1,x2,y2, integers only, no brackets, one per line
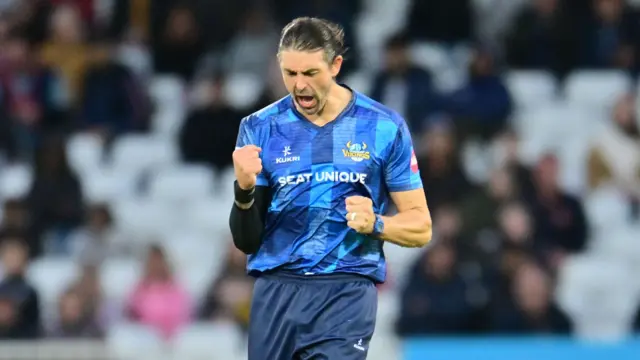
413,215,433,248
231,233,261,255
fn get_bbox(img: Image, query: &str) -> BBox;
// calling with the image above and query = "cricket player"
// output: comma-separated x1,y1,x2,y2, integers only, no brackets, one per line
229,17,432,360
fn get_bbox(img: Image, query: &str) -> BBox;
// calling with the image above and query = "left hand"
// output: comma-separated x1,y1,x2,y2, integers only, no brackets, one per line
345,196,375,234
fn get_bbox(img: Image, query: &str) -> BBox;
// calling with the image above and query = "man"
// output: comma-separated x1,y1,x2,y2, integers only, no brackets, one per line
229,17,432,360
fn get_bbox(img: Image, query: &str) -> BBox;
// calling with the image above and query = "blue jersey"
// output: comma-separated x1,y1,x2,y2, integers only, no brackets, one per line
235,88,423,282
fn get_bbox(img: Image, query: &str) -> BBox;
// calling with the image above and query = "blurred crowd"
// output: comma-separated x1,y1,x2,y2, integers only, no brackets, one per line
0,0,639,346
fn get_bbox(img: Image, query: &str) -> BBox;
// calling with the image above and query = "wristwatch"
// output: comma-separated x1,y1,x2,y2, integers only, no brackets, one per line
371,214,385,237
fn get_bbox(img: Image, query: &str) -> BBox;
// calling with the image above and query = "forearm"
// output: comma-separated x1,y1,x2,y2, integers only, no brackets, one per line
379,209,432,248
229,183,270,254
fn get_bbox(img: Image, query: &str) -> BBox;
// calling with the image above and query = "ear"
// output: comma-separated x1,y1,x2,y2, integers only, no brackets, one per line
330,55,343,78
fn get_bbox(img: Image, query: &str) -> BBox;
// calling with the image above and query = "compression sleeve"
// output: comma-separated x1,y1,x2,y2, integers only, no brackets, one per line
229,183,271,254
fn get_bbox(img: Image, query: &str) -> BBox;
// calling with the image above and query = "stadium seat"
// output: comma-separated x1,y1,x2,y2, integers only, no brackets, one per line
564,71,632,111
583,186,631,236
110,134,179,175
100,259,142,304
27,257,80,308
0,163,33,200
112,199,176,238
343,71,373,95
149,75,187,114
173,322,244,359
82,167,138,204
66,133,104,176
107,322,165,360
148,165,215,202
183,198,230,235
149,76,187,138
409,42,450,75
505,70,557,109
555,255,640,341
224,73,263,110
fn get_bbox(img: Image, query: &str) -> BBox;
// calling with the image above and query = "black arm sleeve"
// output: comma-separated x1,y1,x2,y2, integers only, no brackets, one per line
229,184,271,254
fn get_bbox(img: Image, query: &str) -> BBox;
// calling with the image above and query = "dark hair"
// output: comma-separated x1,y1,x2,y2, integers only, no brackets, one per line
278,17,346,63
385,32,410,50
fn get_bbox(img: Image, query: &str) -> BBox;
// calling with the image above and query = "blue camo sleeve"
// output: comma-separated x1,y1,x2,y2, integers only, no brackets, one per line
384,117,423,192
236,116,269,186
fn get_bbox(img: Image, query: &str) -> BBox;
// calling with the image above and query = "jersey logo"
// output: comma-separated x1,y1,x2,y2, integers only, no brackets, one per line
353,339,366,351
342,141,370,162
276,146,300,164
410,149,419,173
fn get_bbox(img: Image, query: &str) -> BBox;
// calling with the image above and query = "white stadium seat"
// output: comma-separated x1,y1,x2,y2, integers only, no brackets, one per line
110,135,178,174
107,323,165,360
100,258,142,303
112,199,177,238
183,198,229,235
82,167,138,203
0,163,33,200
506,70,557,109
556,255,640,341
173,322,244,359
27,257,80,306
564,71,632,111
148,165,215,202
149,76,187,137
223,73,263,110
66,133,104,175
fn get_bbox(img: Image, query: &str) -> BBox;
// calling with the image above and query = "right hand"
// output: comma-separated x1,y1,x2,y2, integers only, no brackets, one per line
233,145,263,190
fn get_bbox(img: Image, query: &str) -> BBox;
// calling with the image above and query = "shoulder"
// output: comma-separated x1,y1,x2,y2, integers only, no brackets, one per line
353,91,408,133
241,95,293,130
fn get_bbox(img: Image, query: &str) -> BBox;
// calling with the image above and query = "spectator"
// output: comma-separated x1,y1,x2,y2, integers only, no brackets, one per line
370,33,439,132
126,245,191,340
416,121,472,214
528,154,589,270
80,40,149,140
504,0,581,78
179,76,243,171
491,260,571,334
69,204,137,266
492,130,535,199
580,0,640,71
459,167,518,238
27,135,84,255
40,4,90,103
587,93,640,198
0,32,69,160
0,237,40,338
73,265,118,329
396,242,475,335
152,5,204,82
0,199,38,257
199,245,253,331
48,287,103,339
443,45,512,142
405,0,474,44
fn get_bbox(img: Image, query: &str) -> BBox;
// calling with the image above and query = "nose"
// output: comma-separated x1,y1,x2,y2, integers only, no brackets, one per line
294,78,308,92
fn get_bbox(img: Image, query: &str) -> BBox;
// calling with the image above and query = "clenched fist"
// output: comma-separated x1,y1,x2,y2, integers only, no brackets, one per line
233,145,263,190
345,196,375,234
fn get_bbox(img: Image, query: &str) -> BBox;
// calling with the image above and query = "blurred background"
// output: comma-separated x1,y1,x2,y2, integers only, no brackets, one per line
0,0,640,359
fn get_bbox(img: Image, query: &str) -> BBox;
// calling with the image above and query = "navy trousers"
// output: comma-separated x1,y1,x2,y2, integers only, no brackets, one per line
248,272,378,360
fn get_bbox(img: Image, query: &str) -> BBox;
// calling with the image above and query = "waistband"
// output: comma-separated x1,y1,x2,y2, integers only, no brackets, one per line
257,270,374,285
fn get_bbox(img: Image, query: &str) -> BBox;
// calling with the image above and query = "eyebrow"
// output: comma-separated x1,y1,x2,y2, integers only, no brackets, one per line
284,68,320,75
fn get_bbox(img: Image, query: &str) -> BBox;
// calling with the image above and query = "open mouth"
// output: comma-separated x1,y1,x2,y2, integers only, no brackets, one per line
296,95,316,109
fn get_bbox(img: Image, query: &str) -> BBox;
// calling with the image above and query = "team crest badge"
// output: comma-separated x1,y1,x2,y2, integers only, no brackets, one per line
342,141,370,162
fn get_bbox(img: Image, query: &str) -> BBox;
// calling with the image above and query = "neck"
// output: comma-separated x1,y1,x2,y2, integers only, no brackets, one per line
302,83,352,126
